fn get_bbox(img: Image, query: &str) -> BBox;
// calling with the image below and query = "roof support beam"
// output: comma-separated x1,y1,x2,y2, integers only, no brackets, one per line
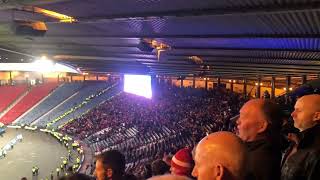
41,2,320,23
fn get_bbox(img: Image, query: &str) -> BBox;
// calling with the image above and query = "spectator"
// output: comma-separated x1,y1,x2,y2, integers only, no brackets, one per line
61,85,246,177
170,148,194,177
151,159,170,176
236,99,283,180
162,154,172,167
142,164,152,179
148,174,192,180
95,150,126,180
263,90,270,99
192,131,248,180
281,94,320,180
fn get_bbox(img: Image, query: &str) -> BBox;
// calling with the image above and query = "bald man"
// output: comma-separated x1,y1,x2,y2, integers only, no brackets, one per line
281,94,320,180
148,174,192,180
192,131,248,180
236,99,283,180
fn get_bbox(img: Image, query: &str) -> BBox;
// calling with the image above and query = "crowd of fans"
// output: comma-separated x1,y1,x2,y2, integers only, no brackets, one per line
61,85,246,177
60,83,320,180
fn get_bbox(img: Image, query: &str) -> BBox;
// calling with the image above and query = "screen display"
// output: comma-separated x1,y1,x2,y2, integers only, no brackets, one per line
124,74,152,99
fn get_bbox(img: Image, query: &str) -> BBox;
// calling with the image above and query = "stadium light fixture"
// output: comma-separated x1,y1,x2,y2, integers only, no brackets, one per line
33,58,55,72
23,6,77,23
40,55,47,60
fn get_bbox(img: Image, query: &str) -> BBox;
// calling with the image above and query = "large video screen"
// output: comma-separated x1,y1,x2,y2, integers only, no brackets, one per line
124,74,152,98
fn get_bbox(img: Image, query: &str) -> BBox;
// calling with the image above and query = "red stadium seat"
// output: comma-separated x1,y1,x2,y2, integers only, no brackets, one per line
0,83,58,125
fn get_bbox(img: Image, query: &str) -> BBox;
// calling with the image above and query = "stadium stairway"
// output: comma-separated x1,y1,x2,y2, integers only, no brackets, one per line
51,83,121,129
33,82,117,127
78,142,94,174
0,83,59,125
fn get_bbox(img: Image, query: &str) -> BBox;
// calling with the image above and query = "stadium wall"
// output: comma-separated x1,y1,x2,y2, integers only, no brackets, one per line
171,78,286,97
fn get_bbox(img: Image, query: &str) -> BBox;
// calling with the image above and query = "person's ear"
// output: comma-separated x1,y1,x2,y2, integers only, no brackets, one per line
313,112,320,121
214,163,224,180
191,166,198,178
106,168,113,178
257,120,268,133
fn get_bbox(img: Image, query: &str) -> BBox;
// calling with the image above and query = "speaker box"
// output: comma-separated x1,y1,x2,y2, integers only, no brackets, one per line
12,20,47,36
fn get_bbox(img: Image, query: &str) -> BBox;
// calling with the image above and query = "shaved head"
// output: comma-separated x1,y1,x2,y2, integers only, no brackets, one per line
291,94,320,131
192,132,248,180
297,94,320,111
148,175,192,180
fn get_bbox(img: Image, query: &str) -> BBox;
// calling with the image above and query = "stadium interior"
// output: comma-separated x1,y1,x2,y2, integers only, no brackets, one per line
0,0,320,180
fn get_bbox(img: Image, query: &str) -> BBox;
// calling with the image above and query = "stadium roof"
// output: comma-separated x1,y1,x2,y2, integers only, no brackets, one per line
1,0,320,79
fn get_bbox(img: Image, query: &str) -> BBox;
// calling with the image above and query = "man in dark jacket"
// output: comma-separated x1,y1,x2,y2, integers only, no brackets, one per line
94,150,126,180
281,94,320,180
237,99,283,180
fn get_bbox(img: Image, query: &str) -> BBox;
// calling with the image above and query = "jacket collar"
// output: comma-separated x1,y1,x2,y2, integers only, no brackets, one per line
298,124,320,149
245,138,269,151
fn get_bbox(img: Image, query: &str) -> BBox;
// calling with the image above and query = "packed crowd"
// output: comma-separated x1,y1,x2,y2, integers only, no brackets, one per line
62,85,245,141
60,84,320,180
61,85,246,176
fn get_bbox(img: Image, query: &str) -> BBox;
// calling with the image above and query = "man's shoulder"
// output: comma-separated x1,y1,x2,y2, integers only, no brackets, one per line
281,148,320,180
299,124,320,148
248,140,281,166
249,148,280,163
297,132,320,158
248,140,280,155
305,149,320,163
247,147,281,180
